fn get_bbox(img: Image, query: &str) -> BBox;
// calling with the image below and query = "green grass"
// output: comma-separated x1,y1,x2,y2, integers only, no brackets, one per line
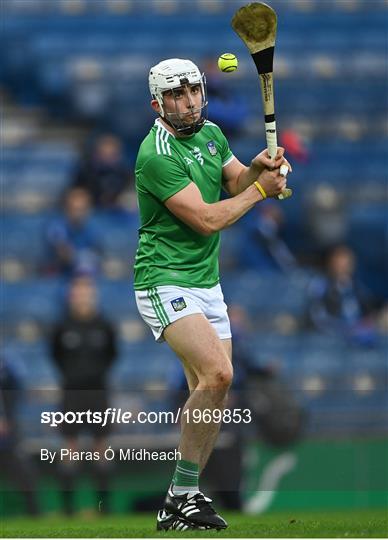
1,509,387,538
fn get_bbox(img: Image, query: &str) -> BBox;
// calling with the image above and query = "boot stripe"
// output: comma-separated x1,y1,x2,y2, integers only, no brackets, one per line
184,508,200,516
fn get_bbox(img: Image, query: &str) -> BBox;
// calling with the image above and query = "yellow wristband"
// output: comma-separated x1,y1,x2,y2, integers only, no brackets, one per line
254,181,267,199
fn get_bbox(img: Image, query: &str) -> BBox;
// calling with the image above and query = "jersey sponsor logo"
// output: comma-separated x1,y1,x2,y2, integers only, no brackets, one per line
206,140,218,156
191,146,204,166
183,156,194,165
171,297,187,312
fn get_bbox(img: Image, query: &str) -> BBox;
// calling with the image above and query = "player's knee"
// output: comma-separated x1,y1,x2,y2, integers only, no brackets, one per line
219,366,233,389
208,365,233,390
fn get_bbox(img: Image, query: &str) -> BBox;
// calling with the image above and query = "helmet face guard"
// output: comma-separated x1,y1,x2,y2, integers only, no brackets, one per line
149,59,208,135
162,76,208,136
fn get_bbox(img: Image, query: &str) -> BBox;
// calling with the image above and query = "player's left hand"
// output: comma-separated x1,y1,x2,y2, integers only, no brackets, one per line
251,147,292,176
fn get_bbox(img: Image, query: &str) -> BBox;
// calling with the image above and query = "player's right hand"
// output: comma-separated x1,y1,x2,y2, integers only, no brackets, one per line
257,168,287,198
252,147,292,174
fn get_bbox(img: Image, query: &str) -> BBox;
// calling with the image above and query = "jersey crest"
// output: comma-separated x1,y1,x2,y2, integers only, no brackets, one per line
206,140,218,156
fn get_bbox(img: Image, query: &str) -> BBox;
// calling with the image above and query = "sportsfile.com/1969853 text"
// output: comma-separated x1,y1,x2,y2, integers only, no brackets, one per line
40,407,252,427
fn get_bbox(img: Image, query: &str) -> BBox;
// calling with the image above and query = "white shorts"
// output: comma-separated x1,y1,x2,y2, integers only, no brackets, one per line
135,283,231,343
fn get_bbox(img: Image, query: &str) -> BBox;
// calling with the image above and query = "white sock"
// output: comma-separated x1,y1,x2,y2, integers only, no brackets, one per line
171,484,200,497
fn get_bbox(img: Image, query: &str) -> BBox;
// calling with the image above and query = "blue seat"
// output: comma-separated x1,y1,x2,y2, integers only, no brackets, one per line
2,214,52,264
1,279,66,324
2,167,70,210
90,212,139,258
221,270,310,315
2,339,60,385
347,204,387,271
110,340,177,386
97,279,138,320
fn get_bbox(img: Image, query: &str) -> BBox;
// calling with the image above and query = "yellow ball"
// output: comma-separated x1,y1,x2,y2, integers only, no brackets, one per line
218,53,238,73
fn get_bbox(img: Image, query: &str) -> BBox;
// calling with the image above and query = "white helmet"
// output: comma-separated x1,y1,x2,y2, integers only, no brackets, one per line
149,58,207,135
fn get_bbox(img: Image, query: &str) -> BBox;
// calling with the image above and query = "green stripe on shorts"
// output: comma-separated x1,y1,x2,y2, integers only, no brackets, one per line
148,288,168,327
147,289,163,325
153,288,170,325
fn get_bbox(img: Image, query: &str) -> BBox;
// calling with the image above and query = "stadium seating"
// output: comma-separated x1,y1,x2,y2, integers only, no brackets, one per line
2,6,386,118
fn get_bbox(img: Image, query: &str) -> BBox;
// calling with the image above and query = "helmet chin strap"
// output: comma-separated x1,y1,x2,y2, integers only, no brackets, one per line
161,113,206,136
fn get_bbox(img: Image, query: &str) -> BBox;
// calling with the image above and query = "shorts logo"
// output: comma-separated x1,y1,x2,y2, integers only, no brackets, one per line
171,297,187,312
207,140,217,156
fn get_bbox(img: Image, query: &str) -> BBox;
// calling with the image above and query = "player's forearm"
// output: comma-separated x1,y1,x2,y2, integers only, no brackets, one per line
202,184,262,234
232,162,265,195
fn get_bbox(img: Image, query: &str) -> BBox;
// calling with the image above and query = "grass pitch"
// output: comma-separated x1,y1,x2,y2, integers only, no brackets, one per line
1,508,387,538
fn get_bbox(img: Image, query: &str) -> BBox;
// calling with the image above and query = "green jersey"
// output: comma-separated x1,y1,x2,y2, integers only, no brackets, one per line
134,119,234,290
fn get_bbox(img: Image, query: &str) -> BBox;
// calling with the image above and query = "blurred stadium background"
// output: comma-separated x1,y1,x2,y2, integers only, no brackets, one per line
1,0,387,521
